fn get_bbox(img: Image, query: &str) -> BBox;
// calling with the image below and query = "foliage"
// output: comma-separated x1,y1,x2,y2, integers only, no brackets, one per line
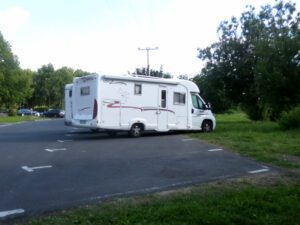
33,105,48,113
134,67,172,78
0,32,33,111
0,115,41,123
31,64,55,107
196,0,300,120
279,106,300,130
73,69,91,77
31,65,84,108
193,72,233,113
8,108,17,116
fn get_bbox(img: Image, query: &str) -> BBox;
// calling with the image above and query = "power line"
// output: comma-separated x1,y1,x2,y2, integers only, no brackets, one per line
138,47,159,76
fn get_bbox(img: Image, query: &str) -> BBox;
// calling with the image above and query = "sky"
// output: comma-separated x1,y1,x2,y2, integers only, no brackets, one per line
0,0,294,77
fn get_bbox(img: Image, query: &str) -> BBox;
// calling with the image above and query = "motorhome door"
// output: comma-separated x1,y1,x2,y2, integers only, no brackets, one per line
191,93,205,129
157,87,168,131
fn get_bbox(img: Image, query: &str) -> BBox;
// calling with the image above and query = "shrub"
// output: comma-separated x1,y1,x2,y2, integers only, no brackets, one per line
34,105,48,113
8,108,17,116
278,106,300,130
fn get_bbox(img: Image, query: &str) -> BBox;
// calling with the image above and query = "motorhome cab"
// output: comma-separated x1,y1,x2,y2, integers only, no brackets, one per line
71,74,216,137
64,83,73,126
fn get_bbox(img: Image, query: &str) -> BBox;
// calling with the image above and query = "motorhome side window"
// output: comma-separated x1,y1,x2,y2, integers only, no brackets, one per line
80,86,90,96
161,90,167,108
174,92,186,105
69,90,72,97
134,84,142,95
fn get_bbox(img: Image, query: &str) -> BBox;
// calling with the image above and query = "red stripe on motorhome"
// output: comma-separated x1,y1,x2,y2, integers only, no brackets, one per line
107,102,175,114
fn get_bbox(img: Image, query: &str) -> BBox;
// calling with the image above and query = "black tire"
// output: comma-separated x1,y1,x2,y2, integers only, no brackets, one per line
107,131,117,137
129,124,143,137
90,128,100,133
201,120,213,132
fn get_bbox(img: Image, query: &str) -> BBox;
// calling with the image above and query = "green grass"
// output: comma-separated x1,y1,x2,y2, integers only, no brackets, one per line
0,116,43,123
190,112,300,168
19,175,300,225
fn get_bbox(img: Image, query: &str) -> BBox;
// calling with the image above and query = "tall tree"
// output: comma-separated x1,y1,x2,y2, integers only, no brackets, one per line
0,32,32,110
73,69,90,77
196,0,300,120
32,65,84,108
134,67,171,78
51,67,73,107
32,64,55,107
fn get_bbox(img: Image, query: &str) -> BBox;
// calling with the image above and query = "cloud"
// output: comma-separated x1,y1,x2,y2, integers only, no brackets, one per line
0,6,30,33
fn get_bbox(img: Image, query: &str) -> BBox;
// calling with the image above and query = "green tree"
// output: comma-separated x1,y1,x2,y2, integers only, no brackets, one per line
17,69,34,108
134,67,171,78
32,65,75,108
0,32,33,111
197,0,300,120
252,2,300,119
73,69,90,77
32,64,55,107
51,67,73,107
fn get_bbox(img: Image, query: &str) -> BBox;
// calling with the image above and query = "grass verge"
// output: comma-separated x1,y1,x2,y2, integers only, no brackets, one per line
190,112,300,168
17,173,300,225
0,116,43,123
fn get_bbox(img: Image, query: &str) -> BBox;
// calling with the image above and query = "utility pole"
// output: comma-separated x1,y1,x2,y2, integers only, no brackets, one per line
138,47,158,76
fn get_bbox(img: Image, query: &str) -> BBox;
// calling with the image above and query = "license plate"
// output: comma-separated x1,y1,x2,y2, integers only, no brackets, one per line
80,120,86,124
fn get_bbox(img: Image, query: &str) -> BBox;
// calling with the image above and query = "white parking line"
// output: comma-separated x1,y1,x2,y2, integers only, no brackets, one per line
0,124,10,127
208,148,223,152
57,139,73,143
45,148,67,152
87,180,196,202
181,138,194,142
65,134,73,137
0,209,25,218
248,168,270,174
22,165,52,172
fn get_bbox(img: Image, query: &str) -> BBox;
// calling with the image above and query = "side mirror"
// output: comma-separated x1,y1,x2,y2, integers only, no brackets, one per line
204,103,211,110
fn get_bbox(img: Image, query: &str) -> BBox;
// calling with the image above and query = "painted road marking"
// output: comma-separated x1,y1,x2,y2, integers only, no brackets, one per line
22,165,52,172
45,148,67,152
208,148,223,152
248,168,270,174
57,139,73,143
0,124,10,127
65,134,73,137
0,209,25,218
181,138,194,142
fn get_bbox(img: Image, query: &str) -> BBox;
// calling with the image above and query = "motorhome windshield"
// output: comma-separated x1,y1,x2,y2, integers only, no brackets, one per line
191,93,204,109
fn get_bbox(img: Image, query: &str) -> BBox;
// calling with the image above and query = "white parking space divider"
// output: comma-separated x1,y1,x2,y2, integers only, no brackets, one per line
21,165,52,173
208,148,223,152
57,139,73,143
0,209,25,218
181,138,194,142
45,148,67,152
248,168,270,174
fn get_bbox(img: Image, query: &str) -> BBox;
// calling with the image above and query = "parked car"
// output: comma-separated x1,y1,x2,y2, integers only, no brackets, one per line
17,109,39,116
44,109,65,118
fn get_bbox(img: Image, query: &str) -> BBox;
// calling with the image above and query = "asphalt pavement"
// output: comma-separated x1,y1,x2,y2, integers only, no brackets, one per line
0,119,271,222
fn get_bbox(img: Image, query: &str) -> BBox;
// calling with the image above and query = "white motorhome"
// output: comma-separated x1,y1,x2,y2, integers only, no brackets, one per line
64,83,73,126
71,74,216,137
